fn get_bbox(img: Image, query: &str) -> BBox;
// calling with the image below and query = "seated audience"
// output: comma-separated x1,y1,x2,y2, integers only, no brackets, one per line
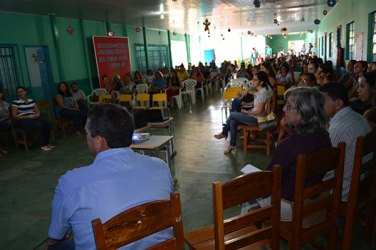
56,82,86,135
364,107,376,131
166,69,182,106
296,62,309,85
109,75,123,93
214,71,272,154
260,62,276,87
150,71,167,93
348,61,368,100
70,82,88,114
134,70,145,85
350,71,376,114
119,74,135,95
145,69,155,85
262,87,331,220
276,62,295,87
320,83,371,201
0,89,11,156
339,60,356,90
190,66,205,88
177,64,189,82
45,104,173,249
12,86,54,151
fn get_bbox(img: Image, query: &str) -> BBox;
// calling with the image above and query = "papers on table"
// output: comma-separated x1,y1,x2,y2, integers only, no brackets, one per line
240,164,261,174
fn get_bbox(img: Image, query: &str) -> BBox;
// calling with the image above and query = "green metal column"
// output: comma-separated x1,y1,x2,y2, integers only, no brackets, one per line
185,33,191,64
49,14,65,81
167,30,173,68
240,35,244,62
142,26,149,70
80,19,94,91
106,21,111,34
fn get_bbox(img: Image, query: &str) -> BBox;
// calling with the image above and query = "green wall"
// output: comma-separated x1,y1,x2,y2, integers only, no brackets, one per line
0,12,176,101
318,0,376,64
266,34,307,55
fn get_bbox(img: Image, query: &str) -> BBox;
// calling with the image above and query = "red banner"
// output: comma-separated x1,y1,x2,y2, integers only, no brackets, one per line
92,36,132,90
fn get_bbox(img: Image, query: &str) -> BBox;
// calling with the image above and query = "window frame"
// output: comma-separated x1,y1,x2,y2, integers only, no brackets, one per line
346,21,355,60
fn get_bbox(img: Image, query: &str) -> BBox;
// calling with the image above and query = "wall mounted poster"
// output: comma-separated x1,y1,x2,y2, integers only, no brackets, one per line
355,32,364,61
92,36,131,90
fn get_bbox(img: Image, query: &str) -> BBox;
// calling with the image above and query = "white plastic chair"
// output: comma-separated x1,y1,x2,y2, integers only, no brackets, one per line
195,80,206,100
87,88,107,106
182,79,197,105
172,81,184,109
136,83,149,94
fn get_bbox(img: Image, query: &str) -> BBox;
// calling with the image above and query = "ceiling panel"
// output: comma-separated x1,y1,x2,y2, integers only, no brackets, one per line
0,0,341,35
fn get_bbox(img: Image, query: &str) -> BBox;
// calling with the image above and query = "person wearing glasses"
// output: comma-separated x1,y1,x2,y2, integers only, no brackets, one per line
261,87,331,221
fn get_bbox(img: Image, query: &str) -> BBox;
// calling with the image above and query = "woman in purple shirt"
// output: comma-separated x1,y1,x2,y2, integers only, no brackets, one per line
263,87,331,221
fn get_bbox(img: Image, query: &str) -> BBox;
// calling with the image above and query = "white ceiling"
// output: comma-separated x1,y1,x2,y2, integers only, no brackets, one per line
0,0,341,35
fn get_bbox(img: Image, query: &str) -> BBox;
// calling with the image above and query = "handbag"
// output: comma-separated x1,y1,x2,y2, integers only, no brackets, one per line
257,112,277,131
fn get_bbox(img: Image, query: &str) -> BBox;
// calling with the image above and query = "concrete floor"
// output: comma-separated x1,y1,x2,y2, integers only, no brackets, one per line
0,93,374,249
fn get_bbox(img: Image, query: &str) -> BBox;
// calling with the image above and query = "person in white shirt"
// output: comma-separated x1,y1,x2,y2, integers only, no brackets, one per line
319,82,371,201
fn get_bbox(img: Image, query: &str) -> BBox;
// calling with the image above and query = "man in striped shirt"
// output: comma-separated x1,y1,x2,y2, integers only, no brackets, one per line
320,83,371,201
12,86,54,151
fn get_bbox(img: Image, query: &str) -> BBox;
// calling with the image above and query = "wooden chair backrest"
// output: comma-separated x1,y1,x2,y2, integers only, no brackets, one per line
36,100,52,120
342,131,376,248
291,143,345,238
213,165,281,250
92,192,184,250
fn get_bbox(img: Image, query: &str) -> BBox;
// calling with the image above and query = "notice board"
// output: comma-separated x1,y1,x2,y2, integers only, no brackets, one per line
92,36,132,89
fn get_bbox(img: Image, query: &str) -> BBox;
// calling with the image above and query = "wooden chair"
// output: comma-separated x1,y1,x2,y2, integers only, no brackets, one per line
92,192,184,250
238,95,275,155
36,100,56,142
52,98,72,138
10,107,32,152
341,131,376,250
280,143,346,250
185,165,281,250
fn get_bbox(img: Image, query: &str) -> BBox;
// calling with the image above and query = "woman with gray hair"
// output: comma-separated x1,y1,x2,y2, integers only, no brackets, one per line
262,87,331,221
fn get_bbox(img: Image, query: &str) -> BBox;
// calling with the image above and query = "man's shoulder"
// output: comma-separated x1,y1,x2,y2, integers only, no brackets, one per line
330,108,371,138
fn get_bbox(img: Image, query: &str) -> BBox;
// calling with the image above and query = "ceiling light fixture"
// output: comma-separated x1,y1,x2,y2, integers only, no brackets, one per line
253,0,261,8
160,14,165,19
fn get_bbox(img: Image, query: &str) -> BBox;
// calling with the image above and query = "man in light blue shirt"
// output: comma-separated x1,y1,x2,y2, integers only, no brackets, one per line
46,103,174,249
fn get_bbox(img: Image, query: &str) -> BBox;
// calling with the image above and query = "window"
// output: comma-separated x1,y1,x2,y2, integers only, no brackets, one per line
369,11,376,62
329,32,333,57
321,37,325,57
134,44,170,73
0,45,20,100
346,21,355,60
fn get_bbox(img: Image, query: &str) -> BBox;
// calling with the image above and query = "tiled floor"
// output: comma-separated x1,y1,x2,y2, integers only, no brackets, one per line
0,93,374,249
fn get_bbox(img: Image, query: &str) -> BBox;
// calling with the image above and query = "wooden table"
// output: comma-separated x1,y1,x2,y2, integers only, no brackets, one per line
131,135,174,168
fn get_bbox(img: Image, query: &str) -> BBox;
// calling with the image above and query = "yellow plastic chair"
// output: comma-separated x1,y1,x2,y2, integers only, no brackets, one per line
98,94,112,103
221,89,241,123
151,93,167,108
134,93,150,109
119,94,133,107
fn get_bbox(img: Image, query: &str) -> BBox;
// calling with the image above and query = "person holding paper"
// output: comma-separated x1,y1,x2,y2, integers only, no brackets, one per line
262,87,331,221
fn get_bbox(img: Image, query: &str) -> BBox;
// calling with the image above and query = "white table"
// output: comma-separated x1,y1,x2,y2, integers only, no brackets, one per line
131,135,174,168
